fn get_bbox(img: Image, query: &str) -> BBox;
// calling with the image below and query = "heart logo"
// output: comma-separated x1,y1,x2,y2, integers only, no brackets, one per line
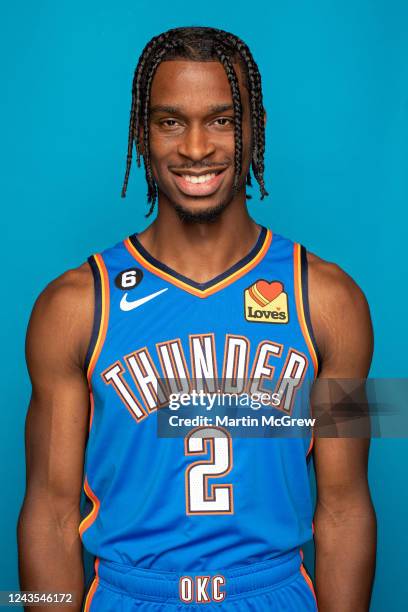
249,280,283,307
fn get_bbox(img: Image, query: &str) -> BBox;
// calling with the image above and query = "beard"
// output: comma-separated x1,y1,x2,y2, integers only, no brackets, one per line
167,177,245,224
153,161,248,223
172,195,233,224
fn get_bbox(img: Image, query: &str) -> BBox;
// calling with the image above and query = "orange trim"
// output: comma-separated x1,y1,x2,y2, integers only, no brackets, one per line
79,477,101,538
79,254,108,545
87,253,110,383
299,549,317,604
293,243,319,377
306,433,314,457
83,557,100,611
300,562,317,605
124,230,272,298
294,244,316,461
86,254,109,432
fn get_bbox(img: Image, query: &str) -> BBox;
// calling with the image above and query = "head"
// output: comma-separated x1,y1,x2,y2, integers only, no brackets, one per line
121,26,268,222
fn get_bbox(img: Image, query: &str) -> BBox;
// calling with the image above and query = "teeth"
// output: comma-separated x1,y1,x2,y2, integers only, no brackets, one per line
182,173,217,184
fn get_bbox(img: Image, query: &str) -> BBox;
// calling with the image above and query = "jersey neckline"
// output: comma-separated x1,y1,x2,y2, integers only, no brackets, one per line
124,226,272,298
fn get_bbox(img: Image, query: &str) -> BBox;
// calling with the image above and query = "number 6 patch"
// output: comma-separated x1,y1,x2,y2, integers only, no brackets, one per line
115,267,144,290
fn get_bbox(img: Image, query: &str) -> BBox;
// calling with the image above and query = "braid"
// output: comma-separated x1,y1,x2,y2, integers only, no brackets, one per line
121,31,174,198
120,73,137,198
121,26,269,208
213,44,242,191
222,33,268,199
141,41,181,216
134,31,175,165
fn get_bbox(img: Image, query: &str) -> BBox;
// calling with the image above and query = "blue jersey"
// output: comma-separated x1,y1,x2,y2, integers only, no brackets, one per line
80,226,320,574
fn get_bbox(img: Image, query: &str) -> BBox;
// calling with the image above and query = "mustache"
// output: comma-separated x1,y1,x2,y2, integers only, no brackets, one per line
168,160,231,171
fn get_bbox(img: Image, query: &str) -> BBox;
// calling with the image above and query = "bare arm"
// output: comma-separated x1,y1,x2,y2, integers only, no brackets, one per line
17,263,94,611
308,254,376,611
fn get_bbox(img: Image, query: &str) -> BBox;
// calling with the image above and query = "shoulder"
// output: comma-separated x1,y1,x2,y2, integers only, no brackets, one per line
26,262,94,371
305,251,373,376
31,262,93,323
306,251,369,312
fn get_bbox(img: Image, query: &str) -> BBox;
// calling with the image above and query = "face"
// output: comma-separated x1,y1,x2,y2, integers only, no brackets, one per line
146,60,252,222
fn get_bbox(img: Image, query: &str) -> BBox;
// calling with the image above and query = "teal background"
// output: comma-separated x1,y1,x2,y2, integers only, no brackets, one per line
1,1,407,609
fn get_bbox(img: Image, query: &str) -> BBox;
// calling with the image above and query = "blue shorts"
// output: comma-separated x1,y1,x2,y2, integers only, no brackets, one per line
84,549,317,610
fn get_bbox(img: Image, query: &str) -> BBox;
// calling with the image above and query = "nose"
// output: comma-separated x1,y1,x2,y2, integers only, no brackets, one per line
177,124,216,162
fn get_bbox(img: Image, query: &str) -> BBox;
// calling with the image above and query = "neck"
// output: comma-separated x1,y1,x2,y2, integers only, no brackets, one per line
137,191,261,284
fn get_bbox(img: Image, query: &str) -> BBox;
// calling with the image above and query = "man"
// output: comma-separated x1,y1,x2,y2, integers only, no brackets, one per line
18,27,376,611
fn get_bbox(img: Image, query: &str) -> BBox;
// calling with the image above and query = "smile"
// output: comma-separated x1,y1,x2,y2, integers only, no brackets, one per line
181,173,218,184
171,168,228,197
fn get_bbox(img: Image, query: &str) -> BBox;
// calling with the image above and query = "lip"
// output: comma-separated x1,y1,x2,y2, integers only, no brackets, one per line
170,168,228,197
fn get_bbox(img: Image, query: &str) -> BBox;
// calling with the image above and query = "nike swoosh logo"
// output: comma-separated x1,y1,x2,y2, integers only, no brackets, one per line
120,288,168,311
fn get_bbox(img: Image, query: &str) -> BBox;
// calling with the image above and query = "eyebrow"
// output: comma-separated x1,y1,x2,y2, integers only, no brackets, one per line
149,103,234,115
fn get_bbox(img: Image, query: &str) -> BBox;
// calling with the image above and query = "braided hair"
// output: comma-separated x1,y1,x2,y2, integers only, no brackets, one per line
121,26,268,216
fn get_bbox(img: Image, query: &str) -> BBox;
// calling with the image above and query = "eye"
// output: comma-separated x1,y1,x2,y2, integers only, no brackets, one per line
160,119,180,128
213,117,234,127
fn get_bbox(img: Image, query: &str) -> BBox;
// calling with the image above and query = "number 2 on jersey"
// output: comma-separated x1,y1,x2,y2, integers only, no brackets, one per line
184,426,234,515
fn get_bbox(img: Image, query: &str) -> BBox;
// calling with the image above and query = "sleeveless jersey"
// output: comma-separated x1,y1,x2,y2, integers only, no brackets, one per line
79,226,320,573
